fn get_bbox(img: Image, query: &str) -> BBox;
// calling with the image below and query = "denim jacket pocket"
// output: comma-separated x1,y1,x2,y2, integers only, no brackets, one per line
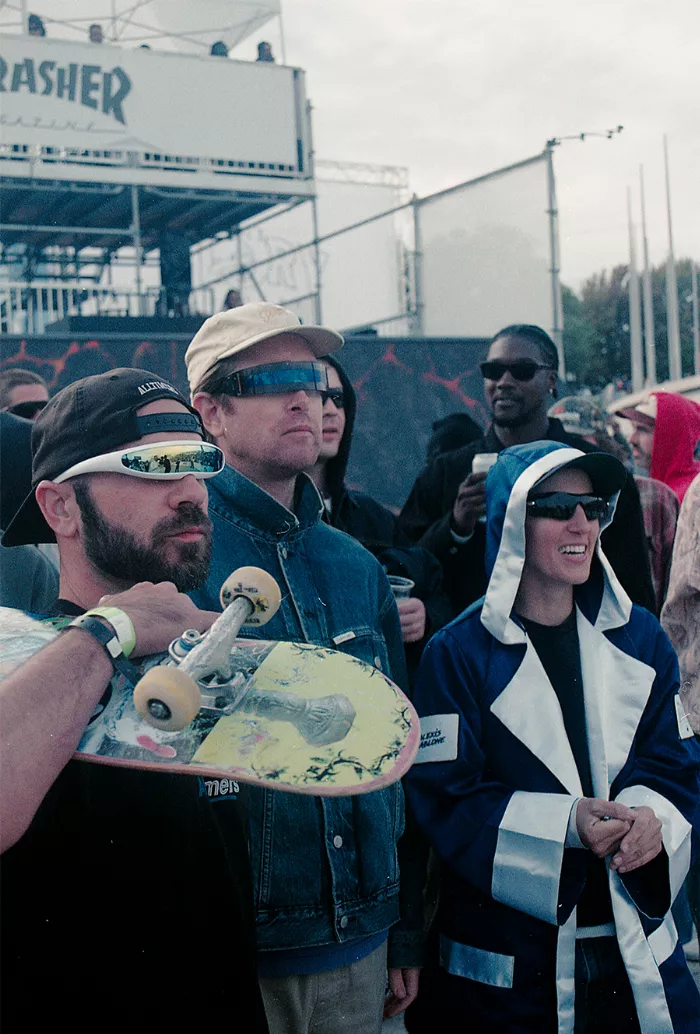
328,625,391,677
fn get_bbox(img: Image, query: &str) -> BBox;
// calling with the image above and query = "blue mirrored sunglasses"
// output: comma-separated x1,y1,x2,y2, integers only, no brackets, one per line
212,362,329,397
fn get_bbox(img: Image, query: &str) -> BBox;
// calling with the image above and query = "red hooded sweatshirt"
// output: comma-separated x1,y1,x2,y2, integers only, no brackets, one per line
650,391,700,502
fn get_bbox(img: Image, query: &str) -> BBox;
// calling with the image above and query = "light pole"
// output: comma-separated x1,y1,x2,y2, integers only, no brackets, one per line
639,167,656,385
627,188,644,392
691,261,700,375
664,135,682,381
545,126,624,383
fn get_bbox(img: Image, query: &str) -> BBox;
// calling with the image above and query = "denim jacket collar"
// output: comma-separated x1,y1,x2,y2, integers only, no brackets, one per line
210,464,324,540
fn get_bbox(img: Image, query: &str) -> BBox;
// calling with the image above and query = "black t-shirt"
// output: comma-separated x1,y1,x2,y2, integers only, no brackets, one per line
0,602,268,1032
519,610,612,927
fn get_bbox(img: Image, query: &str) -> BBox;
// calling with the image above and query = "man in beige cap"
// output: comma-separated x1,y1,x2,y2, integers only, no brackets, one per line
185,303,423,1034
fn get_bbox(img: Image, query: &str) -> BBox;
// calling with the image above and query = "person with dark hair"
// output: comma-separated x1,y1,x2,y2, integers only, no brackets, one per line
492,322,561,368
256,41,275,62
27,13,46,36
0,367,49,420
307,355,452,685
88,23,103,43
404,441,700,1033
398,324,654,617
223,287,243,309
0,411,58,611
210,40,229,57
0,369,268,1032
425,412,483,463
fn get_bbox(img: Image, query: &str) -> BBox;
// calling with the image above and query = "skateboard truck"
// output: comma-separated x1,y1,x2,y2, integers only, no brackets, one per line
132,567,357,743
133,567,282,731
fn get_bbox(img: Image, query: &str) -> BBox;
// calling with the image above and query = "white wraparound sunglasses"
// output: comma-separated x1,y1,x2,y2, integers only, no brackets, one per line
53,440,225,483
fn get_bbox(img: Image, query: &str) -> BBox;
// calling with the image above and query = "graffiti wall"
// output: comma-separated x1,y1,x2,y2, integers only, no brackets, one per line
1,332,490,509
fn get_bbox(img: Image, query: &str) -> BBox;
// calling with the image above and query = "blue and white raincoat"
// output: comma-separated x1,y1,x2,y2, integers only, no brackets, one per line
406,441,700,1033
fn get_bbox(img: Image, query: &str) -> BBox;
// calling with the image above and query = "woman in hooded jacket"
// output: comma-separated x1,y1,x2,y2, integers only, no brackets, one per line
405,440,700,1034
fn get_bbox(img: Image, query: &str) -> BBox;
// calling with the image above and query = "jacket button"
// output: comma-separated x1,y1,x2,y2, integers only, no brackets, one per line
333,835,343,849
374,657,383,670
280,546,288,559
339,916,348,929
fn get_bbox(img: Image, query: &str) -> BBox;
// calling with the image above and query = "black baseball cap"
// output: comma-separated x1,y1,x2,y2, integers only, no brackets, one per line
532,451,627,499
3,368,204,546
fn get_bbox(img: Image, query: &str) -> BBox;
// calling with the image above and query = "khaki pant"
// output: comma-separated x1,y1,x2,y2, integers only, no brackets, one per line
259,940,388,1034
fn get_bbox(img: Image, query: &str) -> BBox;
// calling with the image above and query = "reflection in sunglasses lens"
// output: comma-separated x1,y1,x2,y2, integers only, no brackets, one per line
120,444,223,475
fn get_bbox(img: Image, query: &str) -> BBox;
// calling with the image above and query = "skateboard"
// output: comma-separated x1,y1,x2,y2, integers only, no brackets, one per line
0,567,419,796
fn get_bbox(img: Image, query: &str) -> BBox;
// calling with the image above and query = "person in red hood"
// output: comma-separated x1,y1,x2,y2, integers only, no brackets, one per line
619,392,700,503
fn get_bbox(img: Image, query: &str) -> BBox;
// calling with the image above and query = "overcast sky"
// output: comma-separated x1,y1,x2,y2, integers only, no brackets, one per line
244,0,699,292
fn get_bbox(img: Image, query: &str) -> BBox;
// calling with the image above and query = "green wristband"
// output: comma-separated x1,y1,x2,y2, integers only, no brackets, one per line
83,606,136,658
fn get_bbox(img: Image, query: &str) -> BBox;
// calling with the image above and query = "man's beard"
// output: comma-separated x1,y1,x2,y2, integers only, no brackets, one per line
492,410,530,429
74,481,212,592
491,397,537,430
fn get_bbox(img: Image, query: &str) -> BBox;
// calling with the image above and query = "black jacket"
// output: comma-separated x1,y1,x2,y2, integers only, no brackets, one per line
0,411,33,531
321,357,453,681
398,419,655,617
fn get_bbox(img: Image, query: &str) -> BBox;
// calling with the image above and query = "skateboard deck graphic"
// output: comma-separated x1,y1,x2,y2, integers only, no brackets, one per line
0,604,419,796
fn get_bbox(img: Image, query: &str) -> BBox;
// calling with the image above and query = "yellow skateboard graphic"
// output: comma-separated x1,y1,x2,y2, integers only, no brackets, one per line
0,568,418,796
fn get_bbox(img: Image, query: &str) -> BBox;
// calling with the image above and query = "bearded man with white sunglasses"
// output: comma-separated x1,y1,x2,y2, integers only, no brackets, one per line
0,368,269,1033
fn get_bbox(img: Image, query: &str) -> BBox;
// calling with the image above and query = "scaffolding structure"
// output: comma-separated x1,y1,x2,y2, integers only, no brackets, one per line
0,9,562,342
0,14,316,327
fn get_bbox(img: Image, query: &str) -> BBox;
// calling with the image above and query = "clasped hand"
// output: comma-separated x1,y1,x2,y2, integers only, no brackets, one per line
576,798,663,874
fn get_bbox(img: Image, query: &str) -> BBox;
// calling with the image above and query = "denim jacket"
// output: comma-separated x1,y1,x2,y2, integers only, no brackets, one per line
190,466,423,964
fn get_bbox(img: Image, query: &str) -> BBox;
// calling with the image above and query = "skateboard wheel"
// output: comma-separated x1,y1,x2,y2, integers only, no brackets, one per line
133,667,201,731
219,566,282,626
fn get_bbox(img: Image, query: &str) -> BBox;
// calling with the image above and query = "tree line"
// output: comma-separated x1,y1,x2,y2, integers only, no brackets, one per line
562,258,697,389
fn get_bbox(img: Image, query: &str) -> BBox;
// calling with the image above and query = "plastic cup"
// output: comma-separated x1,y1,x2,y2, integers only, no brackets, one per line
471,453,499,476
387,576,415,600
472,453,499,523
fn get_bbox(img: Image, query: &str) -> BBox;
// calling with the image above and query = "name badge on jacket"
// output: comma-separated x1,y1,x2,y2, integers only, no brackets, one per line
415,713,459,763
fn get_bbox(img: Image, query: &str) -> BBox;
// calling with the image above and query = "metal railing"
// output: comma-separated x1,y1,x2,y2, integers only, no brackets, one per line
0,282,215,334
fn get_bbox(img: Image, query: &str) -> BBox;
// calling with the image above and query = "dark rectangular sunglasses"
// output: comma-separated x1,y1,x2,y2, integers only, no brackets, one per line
480,360,556,382
321,389,345,409
527,492,610,521
212,362,329,397
7,399,48,419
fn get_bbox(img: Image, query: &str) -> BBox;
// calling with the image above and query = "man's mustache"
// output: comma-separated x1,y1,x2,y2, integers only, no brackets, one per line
152,504,213,543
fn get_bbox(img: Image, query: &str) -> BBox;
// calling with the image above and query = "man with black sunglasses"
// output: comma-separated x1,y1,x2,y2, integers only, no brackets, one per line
398,324,654,617
0,368,269,1033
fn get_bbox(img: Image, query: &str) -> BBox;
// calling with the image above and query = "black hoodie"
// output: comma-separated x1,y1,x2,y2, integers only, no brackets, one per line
319,356,452,682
